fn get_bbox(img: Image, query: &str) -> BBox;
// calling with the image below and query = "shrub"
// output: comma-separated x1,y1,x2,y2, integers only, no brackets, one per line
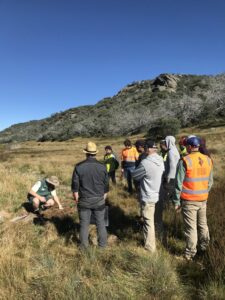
148,117,181,140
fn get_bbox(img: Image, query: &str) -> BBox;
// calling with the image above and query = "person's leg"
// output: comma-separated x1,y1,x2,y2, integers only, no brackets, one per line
126,168,133,193
110,171,116,184
141,202,156,252
164,179,175,208
154,197,164,238
197,201,210,252
182,201,198,259
93,207,107,247
32,197,40,211
44,198,55,208
78,208,92,248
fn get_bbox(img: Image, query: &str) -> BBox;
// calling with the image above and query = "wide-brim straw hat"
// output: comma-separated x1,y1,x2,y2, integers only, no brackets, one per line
46,176,60,187
83,142,98,154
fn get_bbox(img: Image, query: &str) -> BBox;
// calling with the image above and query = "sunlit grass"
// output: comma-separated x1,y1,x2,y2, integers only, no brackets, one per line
0,127,224,299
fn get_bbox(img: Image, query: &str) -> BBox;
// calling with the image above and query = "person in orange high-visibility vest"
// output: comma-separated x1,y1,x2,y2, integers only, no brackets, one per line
173,136,213,261
121,139,139,193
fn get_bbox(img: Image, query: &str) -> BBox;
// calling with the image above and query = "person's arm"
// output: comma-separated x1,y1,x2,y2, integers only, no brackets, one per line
73,192,79,203
173,160,186,209
134,147,139,161
103,168,109,198
208,168,213,191
29,181,46,203
132,163,146,182
53,194,63,209
71,166,80,203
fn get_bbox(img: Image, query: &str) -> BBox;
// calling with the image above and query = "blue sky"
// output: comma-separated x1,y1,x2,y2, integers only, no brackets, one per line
0,0,225,130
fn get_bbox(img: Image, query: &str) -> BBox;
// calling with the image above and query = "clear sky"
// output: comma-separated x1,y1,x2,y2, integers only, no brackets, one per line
0,0,225,130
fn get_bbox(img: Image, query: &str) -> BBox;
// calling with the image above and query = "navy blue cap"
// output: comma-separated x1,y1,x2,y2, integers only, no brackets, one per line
187,137,200,147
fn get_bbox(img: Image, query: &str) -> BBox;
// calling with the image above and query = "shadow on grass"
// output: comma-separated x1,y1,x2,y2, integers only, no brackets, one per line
27,200,142,246
22,202,35,213
33,214,80,245
107,203,142,244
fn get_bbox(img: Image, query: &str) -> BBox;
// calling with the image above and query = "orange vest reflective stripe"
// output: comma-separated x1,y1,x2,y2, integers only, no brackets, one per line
181,152,212,201
121,147,139,162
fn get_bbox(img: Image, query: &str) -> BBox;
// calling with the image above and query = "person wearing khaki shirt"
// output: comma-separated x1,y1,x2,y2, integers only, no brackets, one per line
173,137,213,261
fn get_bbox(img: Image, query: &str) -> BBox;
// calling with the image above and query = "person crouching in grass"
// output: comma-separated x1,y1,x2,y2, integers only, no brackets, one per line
27,176,63,212
104,145,119,184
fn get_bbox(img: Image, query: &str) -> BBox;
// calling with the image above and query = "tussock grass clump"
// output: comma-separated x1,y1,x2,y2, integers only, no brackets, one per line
0,222,185,300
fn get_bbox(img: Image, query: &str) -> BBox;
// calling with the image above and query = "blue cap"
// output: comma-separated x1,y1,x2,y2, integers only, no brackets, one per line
187,137,200,147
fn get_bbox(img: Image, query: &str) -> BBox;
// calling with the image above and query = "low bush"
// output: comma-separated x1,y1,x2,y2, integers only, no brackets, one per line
148,117,181,140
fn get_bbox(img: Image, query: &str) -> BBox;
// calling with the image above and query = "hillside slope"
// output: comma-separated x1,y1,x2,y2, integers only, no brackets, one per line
0,73,225,143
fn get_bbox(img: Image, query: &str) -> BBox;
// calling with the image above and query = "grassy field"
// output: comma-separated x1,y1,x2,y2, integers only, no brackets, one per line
0,128,224,300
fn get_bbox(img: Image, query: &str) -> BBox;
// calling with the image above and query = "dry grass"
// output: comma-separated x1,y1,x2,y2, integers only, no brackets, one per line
0,128,224,299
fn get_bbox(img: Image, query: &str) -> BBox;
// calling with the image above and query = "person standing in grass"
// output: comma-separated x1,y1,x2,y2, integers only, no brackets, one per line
27,176,63,212
121,139,139,194
72,142,109,248
163,136,180,204
134,139,147,217
132,140,164,252
104,145,119,184
134,139,147,167
173,136,213,261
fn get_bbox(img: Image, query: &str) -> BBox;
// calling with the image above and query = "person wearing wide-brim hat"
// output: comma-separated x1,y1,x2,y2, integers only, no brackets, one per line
72,141,109,248
27,175,63,212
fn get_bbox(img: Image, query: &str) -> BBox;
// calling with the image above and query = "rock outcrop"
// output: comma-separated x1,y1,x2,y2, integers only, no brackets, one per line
152,74,180,92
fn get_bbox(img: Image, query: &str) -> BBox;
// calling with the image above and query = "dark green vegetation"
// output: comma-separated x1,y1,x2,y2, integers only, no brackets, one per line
0,73,225,143
148,117,181,139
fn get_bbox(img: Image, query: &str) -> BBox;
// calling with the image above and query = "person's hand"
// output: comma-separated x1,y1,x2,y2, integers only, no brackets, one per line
74,198,79,204
58,204,63,210
175,205,181,212
39,196,46,203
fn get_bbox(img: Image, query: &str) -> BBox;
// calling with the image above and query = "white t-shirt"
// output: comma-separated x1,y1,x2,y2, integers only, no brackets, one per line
31,181,57,197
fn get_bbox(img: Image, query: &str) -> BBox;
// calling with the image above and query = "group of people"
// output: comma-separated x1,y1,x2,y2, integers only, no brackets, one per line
27,134,213,261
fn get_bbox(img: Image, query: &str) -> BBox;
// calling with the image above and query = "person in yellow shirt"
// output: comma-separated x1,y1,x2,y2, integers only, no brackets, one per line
104,145,119,184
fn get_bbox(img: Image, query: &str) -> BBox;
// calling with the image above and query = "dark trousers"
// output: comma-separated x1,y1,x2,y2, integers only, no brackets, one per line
108,171,116,184
78,207,107,248
124,166,135,193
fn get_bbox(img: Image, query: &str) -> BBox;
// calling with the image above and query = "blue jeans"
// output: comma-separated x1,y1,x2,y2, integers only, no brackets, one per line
124,166,136,193
78,206,107,248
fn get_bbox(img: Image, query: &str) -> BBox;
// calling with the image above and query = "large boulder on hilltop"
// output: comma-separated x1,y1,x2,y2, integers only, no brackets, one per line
152,74,180,92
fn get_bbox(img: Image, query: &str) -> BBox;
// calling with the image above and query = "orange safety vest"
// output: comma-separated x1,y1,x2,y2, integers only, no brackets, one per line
121,147,139,163
181,152,212,201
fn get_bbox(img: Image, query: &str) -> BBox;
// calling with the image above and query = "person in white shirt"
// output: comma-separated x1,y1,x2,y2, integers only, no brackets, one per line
27,176,63,212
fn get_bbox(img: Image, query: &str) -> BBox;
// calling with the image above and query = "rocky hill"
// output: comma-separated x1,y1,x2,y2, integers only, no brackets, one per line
0,73,225,143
